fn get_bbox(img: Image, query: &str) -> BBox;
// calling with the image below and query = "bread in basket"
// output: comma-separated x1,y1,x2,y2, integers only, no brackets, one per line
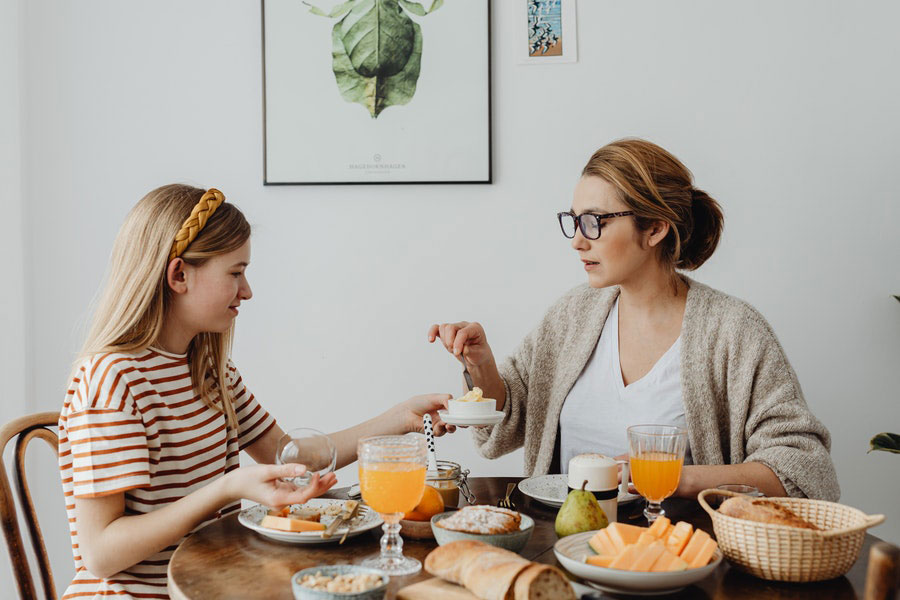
698,488,885,582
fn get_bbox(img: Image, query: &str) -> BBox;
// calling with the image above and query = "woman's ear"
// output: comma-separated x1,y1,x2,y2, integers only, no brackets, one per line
166,258,188,294
645,220,671,248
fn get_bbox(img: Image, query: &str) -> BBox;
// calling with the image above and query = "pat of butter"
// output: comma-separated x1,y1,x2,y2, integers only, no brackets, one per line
456,387,493,403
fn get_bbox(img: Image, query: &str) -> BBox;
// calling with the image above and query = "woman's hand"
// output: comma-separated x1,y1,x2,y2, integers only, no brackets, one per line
390,393,456,436
427,321,495,367
223,464,338,509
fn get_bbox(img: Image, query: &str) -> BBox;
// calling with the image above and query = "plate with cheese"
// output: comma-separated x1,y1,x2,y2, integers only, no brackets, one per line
553,519,722,595
238,499,382,544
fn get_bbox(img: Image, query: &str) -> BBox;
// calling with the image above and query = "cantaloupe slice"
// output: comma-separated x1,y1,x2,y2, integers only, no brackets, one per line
632,541,667,572
259,515,326,532
651,549,689,572
585,554,615,568
588,529,618,556
679,529,711,565
659,523,674,542
647,516,671,538
665,521,694,556
606,522,646,553
636,531,657,546
608,544,642,570
687,538,718,568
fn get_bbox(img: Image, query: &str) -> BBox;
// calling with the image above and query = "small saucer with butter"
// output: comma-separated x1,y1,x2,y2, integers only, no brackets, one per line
439,387,505,426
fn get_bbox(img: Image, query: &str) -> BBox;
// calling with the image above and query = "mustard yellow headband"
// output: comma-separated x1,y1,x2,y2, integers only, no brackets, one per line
169,188,226,261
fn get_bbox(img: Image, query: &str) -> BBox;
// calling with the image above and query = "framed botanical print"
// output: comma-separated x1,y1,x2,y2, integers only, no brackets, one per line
262,0,492,184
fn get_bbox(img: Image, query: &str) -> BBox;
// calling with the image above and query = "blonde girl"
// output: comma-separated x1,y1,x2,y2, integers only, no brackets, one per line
429,139,839,502
59,184,451,599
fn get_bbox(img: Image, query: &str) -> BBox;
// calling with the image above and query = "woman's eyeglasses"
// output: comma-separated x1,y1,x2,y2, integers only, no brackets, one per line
557,211,634,240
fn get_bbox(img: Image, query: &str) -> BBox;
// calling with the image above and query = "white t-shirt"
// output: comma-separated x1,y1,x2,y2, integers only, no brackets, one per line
559,298,690,471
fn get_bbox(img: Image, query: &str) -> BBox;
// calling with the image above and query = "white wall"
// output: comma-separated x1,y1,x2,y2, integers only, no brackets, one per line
4,0,900,596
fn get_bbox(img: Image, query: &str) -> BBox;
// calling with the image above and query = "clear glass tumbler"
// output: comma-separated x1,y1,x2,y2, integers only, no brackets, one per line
275,428,337,487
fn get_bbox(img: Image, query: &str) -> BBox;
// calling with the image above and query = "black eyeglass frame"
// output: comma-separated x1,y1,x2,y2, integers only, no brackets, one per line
557,211,635,240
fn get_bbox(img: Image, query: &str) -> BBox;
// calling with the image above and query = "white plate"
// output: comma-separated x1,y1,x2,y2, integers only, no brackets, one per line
518,474,641,508
238,499,382,544
554,530,722,595
437,409,504,427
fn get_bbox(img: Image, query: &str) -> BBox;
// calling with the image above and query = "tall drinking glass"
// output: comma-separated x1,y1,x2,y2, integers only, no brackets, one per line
358,435,427,576
627,424,687,523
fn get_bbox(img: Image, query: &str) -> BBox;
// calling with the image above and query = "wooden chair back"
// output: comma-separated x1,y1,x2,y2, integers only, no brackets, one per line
865,541,900,600
1,412,61,600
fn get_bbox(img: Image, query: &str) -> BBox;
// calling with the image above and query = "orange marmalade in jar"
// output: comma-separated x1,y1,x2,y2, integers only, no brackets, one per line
426,460,474,508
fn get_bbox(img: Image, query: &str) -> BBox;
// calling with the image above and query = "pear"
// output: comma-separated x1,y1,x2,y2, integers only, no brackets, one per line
554,480,609,538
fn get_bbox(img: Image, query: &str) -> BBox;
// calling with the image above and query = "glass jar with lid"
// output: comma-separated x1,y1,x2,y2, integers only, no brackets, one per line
426,460,475,507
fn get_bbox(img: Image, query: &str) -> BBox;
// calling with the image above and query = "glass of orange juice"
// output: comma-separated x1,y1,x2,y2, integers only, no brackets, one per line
627,424,688,523
358,434,427,575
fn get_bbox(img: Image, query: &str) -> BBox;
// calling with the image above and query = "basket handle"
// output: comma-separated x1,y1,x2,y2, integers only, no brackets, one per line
697,488,741,517
820,514,886,538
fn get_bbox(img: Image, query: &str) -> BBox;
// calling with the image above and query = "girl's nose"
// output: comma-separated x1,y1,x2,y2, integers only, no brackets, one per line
241,281,253,301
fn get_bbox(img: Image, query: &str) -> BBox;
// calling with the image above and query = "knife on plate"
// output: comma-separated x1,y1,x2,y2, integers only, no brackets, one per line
321,500,358,539
338,502,362,544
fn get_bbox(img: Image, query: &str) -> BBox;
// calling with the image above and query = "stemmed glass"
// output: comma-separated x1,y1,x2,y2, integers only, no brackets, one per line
357,434,427,576
627,424,688,523
275,428,337,487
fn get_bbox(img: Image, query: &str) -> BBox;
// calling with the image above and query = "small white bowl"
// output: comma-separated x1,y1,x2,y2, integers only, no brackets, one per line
291,566,388,600
447,398,496,417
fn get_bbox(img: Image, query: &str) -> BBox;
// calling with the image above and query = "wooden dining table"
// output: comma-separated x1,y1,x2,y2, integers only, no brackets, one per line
168,476,883,599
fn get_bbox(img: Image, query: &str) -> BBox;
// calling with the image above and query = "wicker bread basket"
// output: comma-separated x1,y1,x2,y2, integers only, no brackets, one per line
698,489,885,582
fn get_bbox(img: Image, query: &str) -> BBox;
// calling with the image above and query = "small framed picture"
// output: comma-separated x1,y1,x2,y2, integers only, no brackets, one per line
516,0,578,65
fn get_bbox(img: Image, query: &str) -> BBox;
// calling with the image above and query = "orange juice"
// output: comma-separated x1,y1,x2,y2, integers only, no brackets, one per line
359,462,426,514
630,452,683,502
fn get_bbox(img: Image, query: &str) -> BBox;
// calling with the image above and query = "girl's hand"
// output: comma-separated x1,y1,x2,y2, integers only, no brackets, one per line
391,393,456,436
427,321,495,368
224,463,338,509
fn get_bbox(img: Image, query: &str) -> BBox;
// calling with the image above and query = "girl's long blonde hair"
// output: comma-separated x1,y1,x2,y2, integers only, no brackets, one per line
77,184,251,428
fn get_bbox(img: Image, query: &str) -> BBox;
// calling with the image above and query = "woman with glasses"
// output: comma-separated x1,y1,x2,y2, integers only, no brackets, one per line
428,138,838,501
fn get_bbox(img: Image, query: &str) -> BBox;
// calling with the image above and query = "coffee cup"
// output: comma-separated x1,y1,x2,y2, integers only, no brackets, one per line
567,453,630,524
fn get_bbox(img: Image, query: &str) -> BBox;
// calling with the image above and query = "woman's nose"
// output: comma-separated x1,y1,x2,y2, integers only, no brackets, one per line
241,280,253,301
571,229,589,251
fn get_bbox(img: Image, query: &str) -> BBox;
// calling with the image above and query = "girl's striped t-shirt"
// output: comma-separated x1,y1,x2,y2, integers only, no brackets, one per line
58,347,276,599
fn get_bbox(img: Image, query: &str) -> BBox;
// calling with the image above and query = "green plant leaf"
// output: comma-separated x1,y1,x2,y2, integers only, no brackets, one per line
337,0,415,78
399,0,427,16
869,432,900,454
304,0,355,18
330,8,422,117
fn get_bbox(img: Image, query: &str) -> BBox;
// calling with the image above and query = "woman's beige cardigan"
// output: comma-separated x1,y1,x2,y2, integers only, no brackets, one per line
472,278,840,501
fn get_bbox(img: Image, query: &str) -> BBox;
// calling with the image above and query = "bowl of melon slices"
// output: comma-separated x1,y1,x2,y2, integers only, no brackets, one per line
553,518,722,595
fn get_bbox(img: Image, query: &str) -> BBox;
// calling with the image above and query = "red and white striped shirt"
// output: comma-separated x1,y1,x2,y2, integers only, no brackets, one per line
58,347,276,599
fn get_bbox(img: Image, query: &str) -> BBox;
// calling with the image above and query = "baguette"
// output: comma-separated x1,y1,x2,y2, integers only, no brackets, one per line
426,540,529,600
424,541,575,600
512,564,576,600
718,496,819,530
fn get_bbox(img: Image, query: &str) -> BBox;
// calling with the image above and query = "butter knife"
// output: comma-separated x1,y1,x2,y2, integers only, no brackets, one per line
459,356,475,392
338,502,362,544
321,500,358,539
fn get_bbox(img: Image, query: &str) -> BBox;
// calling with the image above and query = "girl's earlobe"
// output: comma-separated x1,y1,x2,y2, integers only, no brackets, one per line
166,258,188,294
